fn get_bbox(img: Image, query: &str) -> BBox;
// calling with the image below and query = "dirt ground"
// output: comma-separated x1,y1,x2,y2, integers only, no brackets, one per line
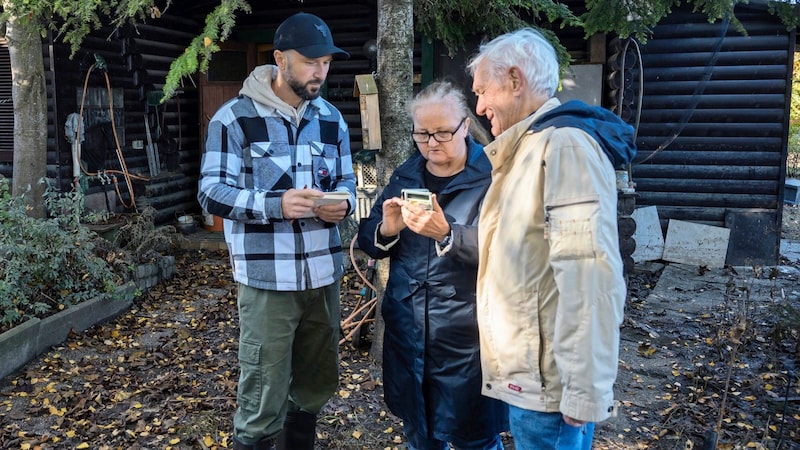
0,205,798,449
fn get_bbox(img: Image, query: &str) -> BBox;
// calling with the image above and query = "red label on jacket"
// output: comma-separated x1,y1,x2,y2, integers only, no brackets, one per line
508,383,522,392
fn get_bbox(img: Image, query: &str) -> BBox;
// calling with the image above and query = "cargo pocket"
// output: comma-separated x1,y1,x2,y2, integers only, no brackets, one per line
545,196,599,261
237,339,262,411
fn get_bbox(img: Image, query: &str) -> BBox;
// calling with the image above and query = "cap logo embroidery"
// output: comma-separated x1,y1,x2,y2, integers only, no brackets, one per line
315,23,327,37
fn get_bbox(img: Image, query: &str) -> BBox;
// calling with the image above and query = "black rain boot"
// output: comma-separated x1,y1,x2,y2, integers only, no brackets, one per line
275,410,317,450
233,436,276,450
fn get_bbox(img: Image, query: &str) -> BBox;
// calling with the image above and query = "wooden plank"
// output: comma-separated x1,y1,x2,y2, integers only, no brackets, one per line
662,219,730,268
632,206,665,262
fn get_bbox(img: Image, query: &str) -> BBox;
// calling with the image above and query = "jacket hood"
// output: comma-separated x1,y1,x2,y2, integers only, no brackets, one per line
530,100,637,169
239,65,308,123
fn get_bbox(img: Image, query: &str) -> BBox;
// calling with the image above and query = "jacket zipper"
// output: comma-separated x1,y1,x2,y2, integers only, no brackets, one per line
543,198,599,239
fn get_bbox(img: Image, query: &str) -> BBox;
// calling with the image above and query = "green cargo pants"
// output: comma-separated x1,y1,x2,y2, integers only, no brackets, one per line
233,282,340,444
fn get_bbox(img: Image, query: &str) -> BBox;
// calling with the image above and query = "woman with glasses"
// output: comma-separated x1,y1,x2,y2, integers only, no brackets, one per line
357,80,508,450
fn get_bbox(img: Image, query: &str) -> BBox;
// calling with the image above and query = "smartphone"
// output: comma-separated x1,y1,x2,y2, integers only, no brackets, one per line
401,188,433,210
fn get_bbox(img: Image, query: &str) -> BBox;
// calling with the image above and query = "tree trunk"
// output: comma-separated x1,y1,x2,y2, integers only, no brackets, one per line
4,5,48,218
370,0,414,363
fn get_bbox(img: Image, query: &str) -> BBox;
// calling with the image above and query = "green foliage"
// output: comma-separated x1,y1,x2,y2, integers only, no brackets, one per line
412,0,580,67
792,53,800,126
0,177,117,331
162,0,251,100
768,0,800,31
0,0,169,57
789,53,800,179
112,206,182,263
789,124,800,179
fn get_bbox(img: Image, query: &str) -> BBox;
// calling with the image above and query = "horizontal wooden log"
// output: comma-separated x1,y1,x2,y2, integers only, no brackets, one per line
634,178,778,195
643,79,786,96
641,65,786,82
639,108,784,123
641,94,785,109
632,164,781,180
637,122,782,138
636,192,778,208
634,145,783,159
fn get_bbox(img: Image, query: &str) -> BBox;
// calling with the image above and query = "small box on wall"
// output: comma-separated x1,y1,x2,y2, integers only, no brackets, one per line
354,74,381,150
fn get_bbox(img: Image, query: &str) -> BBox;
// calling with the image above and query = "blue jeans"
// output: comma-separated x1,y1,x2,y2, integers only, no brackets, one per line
508,406,595,450
404,423,504,450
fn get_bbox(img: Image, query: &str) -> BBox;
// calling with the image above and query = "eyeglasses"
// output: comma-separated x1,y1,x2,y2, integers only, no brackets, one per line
411,117,466,143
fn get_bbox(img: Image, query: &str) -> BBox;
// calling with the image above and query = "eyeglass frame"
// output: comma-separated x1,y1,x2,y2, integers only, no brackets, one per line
411,117,467,144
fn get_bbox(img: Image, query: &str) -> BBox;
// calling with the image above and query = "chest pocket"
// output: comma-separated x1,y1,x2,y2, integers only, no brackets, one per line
251,142,292,191
310,142,339,191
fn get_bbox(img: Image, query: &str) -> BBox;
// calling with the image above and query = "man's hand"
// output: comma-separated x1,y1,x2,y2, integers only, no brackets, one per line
315,200,349,223
281,188,321,220
563,415,586,427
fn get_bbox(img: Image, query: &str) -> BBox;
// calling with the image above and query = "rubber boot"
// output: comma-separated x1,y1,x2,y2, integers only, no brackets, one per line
275,410,317,450
233,436,276,450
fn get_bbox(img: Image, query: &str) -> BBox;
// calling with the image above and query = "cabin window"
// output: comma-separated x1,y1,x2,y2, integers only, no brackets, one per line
207,51,249,82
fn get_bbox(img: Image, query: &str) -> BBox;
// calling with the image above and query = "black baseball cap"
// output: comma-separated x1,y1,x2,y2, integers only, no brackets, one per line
274,13,350,59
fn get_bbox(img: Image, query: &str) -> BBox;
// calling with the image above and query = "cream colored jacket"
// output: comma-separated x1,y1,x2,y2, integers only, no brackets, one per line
476,98,626,422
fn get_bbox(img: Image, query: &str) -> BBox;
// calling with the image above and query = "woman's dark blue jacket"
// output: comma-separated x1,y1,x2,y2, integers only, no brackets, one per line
357,138,508,443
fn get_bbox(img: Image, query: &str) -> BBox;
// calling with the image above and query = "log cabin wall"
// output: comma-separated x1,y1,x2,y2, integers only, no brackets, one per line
629,5,795,264
1,1,794,266
52,0,377,224
48,15,201,223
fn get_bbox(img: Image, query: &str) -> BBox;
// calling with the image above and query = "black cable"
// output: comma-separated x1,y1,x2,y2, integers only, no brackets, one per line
636,14,731,165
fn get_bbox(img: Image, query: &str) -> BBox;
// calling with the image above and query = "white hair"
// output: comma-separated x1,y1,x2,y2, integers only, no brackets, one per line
467,28,559,99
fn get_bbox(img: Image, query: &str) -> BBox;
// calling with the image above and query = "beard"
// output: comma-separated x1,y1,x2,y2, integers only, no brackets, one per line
284,66,323,101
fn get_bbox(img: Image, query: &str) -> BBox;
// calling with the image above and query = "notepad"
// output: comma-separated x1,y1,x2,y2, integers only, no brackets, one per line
312,191,350,206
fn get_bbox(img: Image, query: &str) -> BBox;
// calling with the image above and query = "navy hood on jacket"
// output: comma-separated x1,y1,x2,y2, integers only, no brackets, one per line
529,100,637,169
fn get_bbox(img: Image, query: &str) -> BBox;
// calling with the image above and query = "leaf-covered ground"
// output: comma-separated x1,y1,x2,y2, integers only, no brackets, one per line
0,205,798,449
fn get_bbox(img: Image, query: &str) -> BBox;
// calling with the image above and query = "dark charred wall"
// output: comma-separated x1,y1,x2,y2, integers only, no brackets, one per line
49,15,201,222
627,5,794,264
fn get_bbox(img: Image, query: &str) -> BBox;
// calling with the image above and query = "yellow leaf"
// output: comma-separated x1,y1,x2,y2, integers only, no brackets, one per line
765,383,773,391
204,37,212,47
66,430,76,438
339,389,351,399
204,435,214,446
170,438,181,445
77,444,90,449
352,430,362,439
111,330,120,338
21,444,31,450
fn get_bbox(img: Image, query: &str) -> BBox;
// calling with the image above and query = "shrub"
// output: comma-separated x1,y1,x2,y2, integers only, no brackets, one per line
112,206,183,263
789,123,800,179
0,177,118,332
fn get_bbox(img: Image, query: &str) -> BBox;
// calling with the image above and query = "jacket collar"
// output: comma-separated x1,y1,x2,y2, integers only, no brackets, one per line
483,98,561,171
395,136,491,192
